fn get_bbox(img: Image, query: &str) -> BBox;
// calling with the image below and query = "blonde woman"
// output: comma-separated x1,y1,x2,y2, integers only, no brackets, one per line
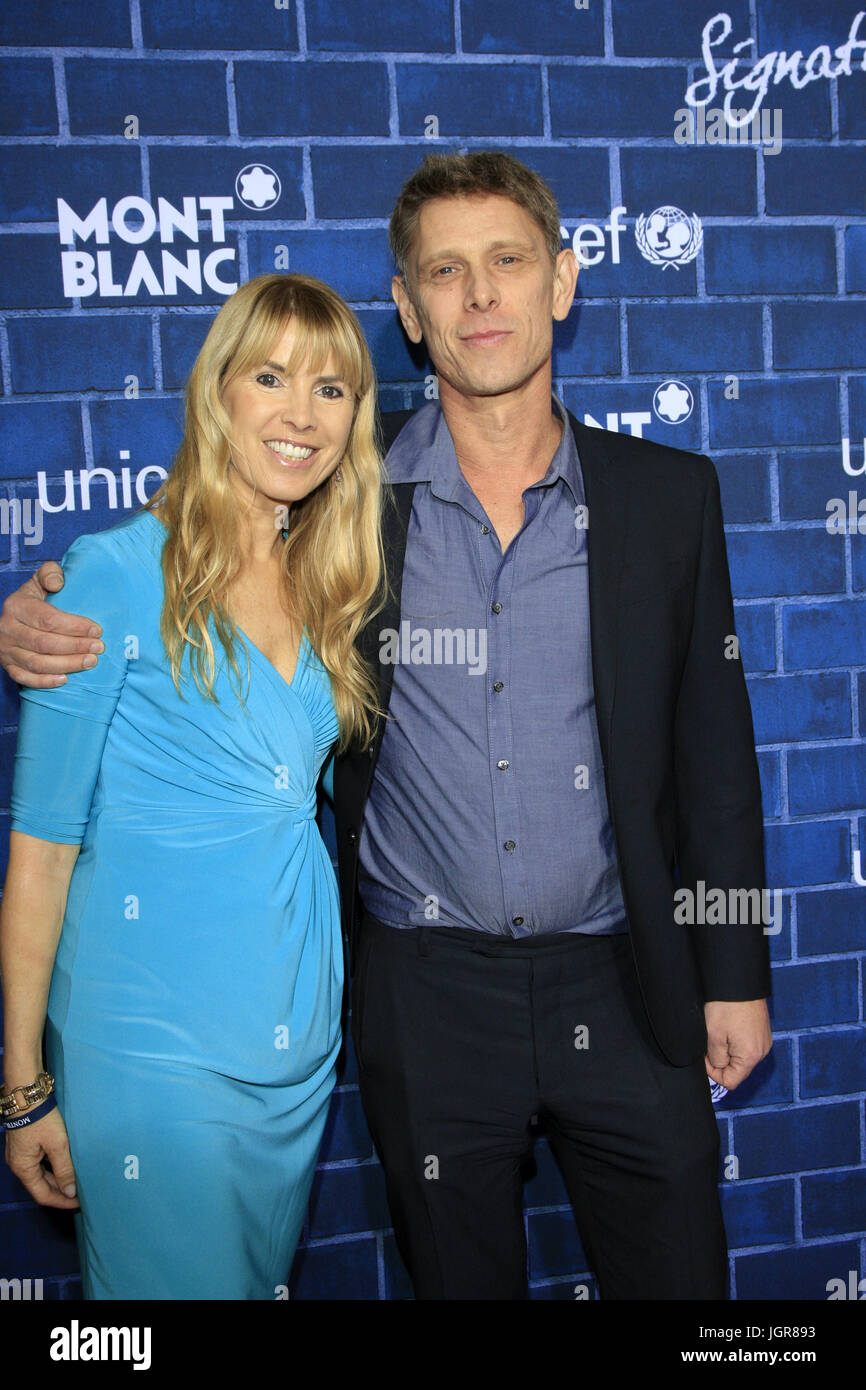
0,274,385,1299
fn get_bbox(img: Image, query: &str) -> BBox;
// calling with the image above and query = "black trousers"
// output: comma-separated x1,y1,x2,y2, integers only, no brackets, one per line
351,913,728,1300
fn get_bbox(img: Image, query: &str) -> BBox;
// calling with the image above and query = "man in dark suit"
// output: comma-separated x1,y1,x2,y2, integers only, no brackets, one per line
340,151,772,1300
0,151,771,1300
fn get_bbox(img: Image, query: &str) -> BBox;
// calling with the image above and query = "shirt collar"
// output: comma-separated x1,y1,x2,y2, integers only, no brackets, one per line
385,395,583,505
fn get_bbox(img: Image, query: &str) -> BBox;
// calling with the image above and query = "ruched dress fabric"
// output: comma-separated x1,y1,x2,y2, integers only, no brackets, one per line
9,508,342,1300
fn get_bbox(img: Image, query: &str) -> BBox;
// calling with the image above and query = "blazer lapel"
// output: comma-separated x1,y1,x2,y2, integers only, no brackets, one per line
360,480,417,740
568,413,630,766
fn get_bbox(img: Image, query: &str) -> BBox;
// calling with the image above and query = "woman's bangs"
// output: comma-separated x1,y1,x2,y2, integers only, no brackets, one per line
280,306,365,397
211,277,370,402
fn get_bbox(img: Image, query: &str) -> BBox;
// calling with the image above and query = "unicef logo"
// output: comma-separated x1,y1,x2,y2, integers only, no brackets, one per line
653,380,694,424
635,206,703,268
235,164,281,211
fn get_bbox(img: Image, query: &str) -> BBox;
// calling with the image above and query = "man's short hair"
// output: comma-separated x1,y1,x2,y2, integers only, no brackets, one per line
389,150,563,284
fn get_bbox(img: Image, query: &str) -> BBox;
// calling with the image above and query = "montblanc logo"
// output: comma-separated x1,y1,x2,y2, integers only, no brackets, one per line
235,164,281,210
582,379,697,437
653,381,694,424
57,166,282,301
635,207,703,269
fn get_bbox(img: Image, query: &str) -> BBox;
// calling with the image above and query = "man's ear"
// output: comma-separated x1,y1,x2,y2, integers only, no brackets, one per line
552,248,579,322
392,275,424,344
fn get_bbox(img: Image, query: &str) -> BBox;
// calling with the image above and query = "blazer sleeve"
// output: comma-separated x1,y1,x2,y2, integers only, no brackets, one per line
673,457,772,1002
9,532,131,845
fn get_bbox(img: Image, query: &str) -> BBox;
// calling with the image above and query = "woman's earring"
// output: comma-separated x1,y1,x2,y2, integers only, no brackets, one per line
333,465,343,484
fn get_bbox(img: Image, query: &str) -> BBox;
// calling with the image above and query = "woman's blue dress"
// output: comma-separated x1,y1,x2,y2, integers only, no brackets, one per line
9,507,342,1299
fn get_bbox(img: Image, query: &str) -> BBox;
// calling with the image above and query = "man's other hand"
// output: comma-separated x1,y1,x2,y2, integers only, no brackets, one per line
0,564,104,688
704,998,772,1090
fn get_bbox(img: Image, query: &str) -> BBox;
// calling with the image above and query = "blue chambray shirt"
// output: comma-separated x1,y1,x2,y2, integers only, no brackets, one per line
358,397,628,938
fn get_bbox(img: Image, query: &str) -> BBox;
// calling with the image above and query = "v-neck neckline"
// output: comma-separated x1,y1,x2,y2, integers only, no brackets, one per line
234,621,308,694
141,507,308,695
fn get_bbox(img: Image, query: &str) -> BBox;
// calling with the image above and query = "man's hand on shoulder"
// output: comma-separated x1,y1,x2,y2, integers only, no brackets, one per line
0,563,104,688
704,998,772,1090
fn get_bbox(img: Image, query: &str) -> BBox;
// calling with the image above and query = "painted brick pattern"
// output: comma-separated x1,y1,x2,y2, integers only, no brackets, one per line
0,0,863,1302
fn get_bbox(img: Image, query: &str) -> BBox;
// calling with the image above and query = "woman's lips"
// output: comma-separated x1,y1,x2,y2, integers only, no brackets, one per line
264,440,318,468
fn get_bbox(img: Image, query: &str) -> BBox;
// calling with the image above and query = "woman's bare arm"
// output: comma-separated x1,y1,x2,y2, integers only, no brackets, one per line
1,830,82,1207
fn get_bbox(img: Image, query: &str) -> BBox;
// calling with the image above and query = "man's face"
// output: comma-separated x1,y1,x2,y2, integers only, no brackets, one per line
392,193,577,403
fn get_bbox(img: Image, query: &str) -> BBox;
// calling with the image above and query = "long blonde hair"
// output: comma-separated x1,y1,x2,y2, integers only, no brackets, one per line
144,273,387,752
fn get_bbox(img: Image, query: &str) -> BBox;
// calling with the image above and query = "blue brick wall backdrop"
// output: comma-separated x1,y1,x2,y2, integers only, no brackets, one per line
0,0,863,1302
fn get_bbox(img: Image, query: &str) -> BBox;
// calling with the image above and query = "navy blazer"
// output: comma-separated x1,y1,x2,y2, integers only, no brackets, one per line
333,409,770,1066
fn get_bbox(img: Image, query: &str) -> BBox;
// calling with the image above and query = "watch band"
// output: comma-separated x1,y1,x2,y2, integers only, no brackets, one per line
0,1070,55,1119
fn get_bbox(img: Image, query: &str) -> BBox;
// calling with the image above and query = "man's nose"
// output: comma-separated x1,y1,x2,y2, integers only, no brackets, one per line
463,266,499,312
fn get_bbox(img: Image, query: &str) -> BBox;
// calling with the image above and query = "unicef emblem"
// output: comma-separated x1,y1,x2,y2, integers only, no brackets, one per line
235,164,281,211
653,380,694,424
635,206,703,268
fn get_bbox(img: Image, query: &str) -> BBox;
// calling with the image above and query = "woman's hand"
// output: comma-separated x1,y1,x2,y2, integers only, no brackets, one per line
6,1106,79,1209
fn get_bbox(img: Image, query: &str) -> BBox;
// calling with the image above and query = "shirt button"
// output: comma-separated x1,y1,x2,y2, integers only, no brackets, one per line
497,759,509,770
504,840,516,852
480,524,490,535
512,915,524,926
493,681,504,693
491,601,503,614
